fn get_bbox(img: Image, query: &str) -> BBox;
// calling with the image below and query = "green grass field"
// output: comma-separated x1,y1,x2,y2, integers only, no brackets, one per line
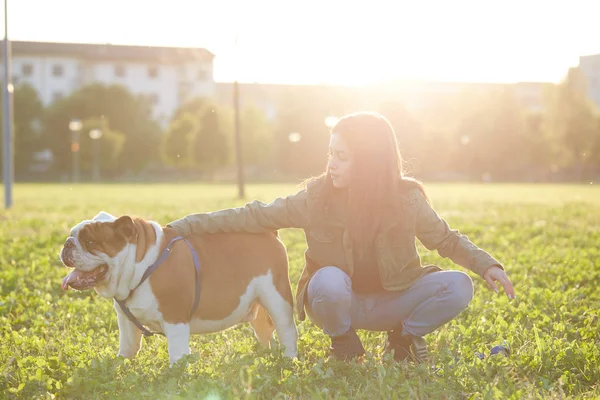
1,183,599,399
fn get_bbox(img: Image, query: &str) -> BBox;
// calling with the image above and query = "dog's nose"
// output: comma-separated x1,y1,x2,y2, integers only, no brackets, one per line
61,238,77,268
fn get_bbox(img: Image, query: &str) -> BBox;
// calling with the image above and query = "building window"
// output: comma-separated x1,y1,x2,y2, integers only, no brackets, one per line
52,92,64,102
149,93,159,105
52,64,64,77
143,93,160,106
178,81,192,102
148,66,158,79
115,64,126,78
22,64,33,77
197,69,207,81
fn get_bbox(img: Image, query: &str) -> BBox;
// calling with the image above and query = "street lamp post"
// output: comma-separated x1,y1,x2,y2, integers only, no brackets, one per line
2,0,13,209
233,35,245,199
69,119,82,182
234,79,245,199
89,129,103,182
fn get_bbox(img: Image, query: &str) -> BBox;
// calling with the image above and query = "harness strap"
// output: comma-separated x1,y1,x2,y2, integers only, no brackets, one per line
115,297,160,337
115,236,201,337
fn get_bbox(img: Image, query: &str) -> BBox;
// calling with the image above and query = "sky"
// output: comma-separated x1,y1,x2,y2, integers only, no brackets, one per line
4,0,600,86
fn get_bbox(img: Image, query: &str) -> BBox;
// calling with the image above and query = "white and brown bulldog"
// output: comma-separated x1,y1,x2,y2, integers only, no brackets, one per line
59,212,298,365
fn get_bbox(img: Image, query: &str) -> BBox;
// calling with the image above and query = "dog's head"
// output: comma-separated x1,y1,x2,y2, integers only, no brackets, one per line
60,212,137,291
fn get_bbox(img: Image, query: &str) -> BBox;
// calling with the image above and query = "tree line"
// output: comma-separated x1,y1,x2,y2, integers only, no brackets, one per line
1,67,599,182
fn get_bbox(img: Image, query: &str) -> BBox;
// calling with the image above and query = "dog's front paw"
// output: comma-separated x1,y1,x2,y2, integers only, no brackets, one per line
169,353,197,368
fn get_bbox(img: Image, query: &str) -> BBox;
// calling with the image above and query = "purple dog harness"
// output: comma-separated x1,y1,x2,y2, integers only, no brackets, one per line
114,236,201,337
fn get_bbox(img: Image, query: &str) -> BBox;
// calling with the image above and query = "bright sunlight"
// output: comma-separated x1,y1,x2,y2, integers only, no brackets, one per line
8,0,600,85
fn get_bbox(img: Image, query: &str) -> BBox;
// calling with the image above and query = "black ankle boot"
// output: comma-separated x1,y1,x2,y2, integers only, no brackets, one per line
385,326,428,363
330,328,365,360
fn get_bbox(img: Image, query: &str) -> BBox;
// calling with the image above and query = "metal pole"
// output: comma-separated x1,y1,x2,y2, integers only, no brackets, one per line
233,35,244,199
72,131,79,182
92,138,99,182
234,80,244,198
2,0,13,209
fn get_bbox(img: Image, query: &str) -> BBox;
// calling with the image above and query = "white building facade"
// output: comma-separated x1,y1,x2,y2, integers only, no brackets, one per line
4,41,216,125
579,54,600,107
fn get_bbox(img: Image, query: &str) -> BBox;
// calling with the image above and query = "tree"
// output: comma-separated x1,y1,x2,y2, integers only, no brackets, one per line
162,113,198,167
377,100,424,175
468,88,529,180
543,67,600,179
167,98,230,171
241,102,274,167
193,107,228,170
522,111,552,180
14,84,45,174
77,118,125,176
412,94,464,179
171,97,211,122
425,87,530,181
42,84,162,174
274,87,335,177
0,84,44,176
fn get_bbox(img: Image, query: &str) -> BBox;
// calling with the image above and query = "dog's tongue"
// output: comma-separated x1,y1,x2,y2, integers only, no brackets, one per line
61,265,109,291
62,270,84,290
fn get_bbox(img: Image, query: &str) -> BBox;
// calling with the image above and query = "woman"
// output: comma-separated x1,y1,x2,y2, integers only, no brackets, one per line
167,112,515,362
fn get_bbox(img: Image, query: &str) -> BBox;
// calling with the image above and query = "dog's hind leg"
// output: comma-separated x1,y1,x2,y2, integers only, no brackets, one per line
258,271,298,358
249,304,275,349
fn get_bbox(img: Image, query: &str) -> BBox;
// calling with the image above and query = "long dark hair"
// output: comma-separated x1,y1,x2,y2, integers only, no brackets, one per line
314,112,426,258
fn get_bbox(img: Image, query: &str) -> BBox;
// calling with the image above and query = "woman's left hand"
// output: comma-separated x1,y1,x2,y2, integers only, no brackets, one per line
482,266,516,299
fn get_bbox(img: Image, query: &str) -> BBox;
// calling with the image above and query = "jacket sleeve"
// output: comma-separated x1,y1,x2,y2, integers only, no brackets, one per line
166,189,310,236
412,189,503,276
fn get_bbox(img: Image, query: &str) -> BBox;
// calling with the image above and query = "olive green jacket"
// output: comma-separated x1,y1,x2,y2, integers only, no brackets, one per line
167,177,503,320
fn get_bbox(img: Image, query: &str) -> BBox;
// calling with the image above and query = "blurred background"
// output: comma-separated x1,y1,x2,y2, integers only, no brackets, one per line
1,0,600,185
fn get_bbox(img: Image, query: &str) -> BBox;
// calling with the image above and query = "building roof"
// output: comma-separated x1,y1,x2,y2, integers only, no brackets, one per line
11,40,214,63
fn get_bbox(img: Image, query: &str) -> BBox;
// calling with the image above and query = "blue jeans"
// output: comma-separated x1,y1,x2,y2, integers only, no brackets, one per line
306,266,474,337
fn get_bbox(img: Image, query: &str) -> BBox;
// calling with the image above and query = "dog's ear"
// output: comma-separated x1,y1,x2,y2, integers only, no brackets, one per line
93,211,117,222
114,216,136,239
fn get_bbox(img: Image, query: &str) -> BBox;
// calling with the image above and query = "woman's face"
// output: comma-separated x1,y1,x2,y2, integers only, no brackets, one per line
327,133,352,188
